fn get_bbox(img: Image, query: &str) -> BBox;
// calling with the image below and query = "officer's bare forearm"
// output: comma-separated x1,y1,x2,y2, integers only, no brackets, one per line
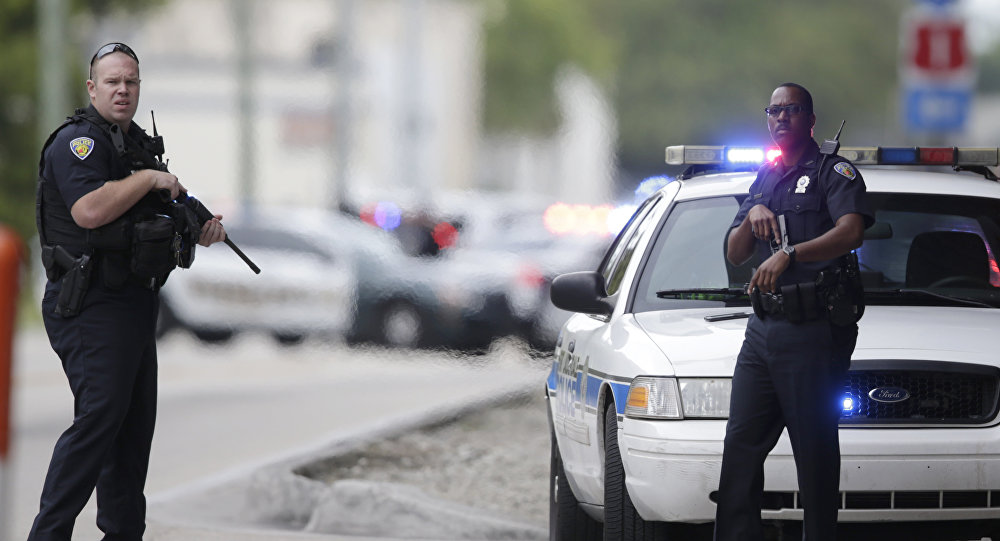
70,170,157,229
790,213,865,263
726,221,756,265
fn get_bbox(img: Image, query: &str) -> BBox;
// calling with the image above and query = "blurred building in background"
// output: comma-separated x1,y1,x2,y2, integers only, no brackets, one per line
77,0,615,217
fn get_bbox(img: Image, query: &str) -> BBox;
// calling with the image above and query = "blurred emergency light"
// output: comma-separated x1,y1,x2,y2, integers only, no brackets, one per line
360,201,402,231
543,203,614,236
432,221,459,250
607,205,638,236
727,147,765,163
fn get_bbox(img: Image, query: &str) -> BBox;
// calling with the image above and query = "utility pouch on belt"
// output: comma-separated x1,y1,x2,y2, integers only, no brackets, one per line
54,249,92,317
86,216,132,250
131,215,178,278
779,282,819,323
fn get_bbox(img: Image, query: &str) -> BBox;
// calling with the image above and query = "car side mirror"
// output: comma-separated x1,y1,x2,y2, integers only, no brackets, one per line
550,271,613,317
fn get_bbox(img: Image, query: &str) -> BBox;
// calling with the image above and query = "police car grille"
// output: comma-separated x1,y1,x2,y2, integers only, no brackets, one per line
840,367,1000,425
761,490,1000,510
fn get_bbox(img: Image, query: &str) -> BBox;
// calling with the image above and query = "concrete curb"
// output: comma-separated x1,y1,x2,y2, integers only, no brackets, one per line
148,376,548,540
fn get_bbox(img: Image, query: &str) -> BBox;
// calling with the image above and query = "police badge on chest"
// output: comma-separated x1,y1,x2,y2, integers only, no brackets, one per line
795,175,810,194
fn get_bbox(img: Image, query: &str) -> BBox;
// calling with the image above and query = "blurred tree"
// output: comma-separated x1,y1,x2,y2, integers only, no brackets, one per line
481,0,908,178
0,0,163,242
612,0,908,176
978,44,1000,93
481,0,616,134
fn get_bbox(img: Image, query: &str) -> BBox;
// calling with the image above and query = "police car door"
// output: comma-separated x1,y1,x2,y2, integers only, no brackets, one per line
553,185,676,504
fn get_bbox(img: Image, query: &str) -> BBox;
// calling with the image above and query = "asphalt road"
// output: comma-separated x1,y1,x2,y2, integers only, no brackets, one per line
5,327,546,541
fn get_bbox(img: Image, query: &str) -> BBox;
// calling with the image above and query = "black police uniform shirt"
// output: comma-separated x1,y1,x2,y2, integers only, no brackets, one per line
40,105,140,257
729,139,874,287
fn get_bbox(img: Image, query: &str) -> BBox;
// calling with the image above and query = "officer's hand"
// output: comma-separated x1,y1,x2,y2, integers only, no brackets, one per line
150,171,184,201
747,250,791,294
746,204,781,245
199,214,225,247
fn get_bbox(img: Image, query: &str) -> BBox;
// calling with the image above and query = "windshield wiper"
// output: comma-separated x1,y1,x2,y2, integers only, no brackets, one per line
656,288,748,299
867,288,995,308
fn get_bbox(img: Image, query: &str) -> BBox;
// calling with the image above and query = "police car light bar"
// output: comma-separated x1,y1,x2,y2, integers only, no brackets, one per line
666,145,1000,167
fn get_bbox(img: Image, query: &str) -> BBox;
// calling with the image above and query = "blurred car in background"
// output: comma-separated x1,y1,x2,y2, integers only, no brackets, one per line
343,219,519,351
162,195,612,351
431,193,614,350
157,211,355,345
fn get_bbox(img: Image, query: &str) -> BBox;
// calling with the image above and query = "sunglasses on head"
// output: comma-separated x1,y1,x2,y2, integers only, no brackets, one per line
90,43,139,67
764,104,806,117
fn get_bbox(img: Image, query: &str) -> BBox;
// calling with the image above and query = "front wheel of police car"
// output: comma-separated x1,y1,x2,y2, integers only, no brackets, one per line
550,426,602,541
604,404,675,540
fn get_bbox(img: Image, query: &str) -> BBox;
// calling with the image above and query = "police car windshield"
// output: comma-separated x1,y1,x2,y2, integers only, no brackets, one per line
858,193,1000,308
633,196,754,312
631,193,1000,314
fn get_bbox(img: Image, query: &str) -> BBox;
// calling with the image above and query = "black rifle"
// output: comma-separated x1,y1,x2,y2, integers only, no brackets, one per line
145,112,260,274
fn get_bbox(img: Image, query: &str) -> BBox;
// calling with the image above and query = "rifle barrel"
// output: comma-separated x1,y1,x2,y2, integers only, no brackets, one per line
224,237,261,274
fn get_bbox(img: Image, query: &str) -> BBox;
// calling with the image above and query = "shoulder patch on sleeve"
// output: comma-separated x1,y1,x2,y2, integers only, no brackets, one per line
69,137,95,161
833,161,856,180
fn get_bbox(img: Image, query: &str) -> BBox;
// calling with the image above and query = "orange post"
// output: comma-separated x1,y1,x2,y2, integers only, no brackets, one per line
0,225,22,459
0,224,22,539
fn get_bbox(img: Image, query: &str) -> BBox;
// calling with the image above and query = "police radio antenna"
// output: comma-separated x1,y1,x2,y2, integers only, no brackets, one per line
834,120,846,141
819,120,846,157
149,111,168,168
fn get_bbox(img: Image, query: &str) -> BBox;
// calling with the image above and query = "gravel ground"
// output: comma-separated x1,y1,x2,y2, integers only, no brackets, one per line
297,390,551,529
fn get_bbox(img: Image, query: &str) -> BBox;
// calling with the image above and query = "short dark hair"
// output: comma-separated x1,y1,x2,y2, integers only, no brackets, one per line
777,82,813,114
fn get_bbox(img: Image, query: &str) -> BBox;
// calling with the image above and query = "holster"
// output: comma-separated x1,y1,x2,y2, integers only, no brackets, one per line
46,247,93,317
816,253,865,326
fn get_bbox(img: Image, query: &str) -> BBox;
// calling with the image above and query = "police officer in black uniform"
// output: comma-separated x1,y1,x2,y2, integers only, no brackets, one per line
29,43,226,541
713,83,873,541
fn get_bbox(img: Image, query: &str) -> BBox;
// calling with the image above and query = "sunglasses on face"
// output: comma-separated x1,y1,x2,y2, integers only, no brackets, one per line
90,43,139,67
764,104,805,117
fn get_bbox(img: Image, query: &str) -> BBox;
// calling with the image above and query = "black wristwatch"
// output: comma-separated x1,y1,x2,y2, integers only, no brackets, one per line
782,244,796,263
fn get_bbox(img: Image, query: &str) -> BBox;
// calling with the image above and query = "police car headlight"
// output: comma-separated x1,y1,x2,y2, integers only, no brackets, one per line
625,377,682,419
625,377,731,419
678,378,731,418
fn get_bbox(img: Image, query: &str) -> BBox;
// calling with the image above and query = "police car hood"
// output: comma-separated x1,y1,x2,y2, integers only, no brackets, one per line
633,305,1000,377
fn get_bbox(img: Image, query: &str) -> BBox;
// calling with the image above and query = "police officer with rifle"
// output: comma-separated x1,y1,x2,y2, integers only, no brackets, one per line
714,83,873,541
29,42,249,541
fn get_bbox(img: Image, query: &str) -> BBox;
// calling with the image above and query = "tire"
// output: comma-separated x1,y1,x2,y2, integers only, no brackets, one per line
604,404,671,541
273,332,305,346
549,428,602,541
192,327,234,344
381,301,423,348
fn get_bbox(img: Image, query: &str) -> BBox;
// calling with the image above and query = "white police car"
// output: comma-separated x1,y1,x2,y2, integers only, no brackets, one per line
546,145,1000,540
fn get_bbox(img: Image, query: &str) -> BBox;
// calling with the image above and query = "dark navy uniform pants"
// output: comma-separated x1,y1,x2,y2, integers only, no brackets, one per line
714,314,856,541
29,281,159,541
